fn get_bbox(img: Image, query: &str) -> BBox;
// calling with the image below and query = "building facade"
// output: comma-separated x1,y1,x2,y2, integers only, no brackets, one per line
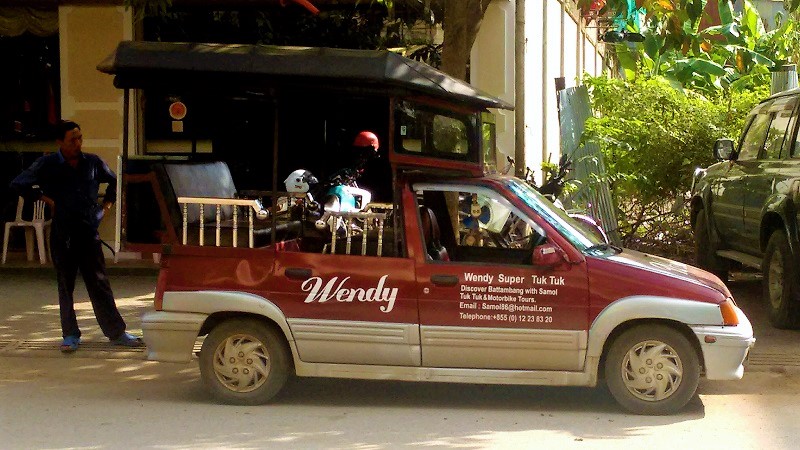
0,0,603,258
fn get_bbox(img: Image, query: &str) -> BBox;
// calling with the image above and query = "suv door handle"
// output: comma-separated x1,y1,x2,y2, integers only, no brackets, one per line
430,274,459,286
285,268,312,280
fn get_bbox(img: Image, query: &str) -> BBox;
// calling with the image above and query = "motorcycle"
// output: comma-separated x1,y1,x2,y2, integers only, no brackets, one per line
313,167,372,234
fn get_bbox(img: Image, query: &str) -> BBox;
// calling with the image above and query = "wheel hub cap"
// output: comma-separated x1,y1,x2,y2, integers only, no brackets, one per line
212,334,271,393
768,250,784,310
621,340,683,402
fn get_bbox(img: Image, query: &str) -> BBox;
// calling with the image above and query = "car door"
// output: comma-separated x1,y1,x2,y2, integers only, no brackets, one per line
272,225,421,367
710,105,771,249
741,96,799,253
412,183,590,371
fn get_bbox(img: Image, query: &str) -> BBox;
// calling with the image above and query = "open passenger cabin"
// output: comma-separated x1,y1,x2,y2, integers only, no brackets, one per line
98,41,512,256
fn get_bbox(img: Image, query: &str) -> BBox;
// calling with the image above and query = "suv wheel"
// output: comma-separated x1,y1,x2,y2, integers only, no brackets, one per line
763,230,800,329
199,318,291,405
694,211,729,281
604,324,700,415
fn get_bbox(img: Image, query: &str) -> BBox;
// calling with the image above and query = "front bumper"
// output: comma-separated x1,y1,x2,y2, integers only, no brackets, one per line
141,310,207,363
691,306,755,380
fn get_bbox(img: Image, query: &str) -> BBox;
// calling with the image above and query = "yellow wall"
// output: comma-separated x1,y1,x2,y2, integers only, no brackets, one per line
58,6,132,249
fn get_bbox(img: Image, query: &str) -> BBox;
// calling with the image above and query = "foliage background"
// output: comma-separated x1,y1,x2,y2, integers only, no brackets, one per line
581,74,768,259
575,1,800,260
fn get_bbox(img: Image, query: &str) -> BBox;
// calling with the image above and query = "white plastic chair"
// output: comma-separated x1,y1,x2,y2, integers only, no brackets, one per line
2,197,51,264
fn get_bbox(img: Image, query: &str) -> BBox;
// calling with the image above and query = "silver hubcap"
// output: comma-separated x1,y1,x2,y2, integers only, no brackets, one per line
213,334,271,393
768,250,785,310
621,340,683,402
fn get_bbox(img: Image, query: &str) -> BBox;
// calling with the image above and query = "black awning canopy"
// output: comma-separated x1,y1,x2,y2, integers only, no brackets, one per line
97,41,514,111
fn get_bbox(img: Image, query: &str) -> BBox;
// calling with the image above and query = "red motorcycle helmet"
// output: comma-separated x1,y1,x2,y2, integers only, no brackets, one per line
353,131,380,151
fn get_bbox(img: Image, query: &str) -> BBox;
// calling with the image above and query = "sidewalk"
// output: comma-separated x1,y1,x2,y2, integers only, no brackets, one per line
0,265,798,372
0,259,157,360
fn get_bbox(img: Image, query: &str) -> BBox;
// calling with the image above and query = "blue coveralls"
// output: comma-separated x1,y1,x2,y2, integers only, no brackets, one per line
11,150,126,340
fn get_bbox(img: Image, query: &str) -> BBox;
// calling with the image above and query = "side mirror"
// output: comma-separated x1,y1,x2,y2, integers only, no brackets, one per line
532,243,568,268
714,138,735,161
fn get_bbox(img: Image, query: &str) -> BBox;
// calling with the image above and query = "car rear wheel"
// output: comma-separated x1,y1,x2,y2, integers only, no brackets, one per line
605,324,700,415
200,318,291,405
762,230,800,329
694,211,729,281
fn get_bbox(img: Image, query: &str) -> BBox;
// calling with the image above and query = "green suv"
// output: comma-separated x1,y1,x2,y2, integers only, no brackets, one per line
691,88,800,328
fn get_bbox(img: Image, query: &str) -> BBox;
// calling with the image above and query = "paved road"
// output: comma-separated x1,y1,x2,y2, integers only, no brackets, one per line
0,269,799,449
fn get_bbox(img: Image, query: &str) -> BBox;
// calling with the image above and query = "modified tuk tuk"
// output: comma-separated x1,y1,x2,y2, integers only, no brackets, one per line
98,41,753,416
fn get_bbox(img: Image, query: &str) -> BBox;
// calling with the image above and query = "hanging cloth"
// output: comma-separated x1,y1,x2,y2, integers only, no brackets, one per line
0,7,58,37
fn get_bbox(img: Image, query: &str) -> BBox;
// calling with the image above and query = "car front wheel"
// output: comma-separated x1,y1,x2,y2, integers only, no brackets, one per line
199,318,291,405
605,324,700,415
763,230,800,329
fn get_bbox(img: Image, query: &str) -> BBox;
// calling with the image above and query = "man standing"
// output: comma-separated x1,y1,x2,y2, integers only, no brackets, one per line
11,120,143,353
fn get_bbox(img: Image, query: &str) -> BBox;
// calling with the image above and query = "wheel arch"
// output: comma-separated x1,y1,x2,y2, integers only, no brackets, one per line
760,210,787,253
759,196,800,263
162,290,295,346
199,312,296,373
596,318,704,380
689,195,706,229
588,296,722,375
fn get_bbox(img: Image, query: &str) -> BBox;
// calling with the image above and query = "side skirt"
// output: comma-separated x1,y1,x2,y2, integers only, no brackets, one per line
293,358,600,387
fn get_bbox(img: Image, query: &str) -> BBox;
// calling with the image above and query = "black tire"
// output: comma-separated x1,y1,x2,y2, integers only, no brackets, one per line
762,230,800,329
694,211,729,281
199,318,291,405
604,324,700,415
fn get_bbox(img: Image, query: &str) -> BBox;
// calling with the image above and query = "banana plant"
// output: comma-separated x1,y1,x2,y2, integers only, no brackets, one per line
579,0,786,94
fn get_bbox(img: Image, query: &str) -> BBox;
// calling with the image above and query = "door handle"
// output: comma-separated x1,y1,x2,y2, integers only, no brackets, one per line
285,268,312,280
430,274,459,286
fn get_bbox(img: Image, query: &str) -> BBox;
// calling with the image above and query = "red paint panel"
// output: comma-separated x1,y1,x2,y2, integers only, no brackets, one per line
273,250,418,324
416,261,590,330
587,254,728,322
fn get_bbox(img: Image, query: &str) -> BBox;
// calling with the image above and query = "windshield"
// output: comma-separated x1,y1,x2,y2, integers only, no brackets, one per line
503,178,604,250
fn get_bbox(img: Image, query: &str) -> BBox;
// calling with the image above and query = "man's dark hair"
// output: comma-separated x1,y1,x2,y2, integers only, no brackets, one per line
55,120,81,140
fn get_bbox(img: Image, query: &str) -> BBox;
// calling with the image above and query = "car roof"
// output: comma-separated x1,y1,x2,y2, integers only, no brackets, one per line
97,41,514,111
766,86,800,102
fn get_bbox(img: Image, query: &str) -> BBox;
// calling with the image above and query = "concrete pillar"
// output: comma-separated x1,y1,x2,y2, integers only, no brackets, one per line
471,0,515,169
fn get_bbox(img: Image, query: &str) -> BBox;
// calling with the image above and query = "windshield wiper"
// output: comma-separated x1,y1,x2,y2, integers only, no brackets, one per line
584,243,622,254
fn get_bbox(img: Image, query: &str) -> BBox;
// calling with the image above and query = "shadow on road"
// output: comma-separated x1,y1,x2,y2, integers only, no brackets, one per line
276,376,705,419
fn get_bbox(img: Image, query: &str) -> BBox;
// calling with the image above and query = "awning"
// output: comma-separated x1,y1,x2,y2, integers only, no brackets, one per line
97,41,514,110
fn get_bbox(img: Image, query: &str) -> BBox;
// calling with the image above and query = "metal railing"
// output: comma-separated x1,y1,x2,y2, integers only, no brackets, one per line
177,196,392,254
322,210,388,257
177,196,266,248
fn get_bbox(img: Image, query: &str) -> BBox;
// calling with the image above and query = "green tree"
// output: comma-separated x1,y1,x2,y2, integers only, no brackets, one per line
126,0,493,81
579,0,800,94
582,73,768,251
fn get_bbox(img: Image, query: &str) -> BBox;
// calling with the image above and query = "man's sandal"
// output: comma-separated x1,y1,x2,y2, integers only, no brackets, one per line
110,332,145,347
60,336,80,353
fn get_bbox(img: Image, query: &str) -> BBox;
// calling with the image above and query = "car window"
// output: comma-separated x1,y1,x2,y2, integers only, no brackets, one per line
413,184,547,265
738,113,771,161
764,96,798,159
396,101,477,161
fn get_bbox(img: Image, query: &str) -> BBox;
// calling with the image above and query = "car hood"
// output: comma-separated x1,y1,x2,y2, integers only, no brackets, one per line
588,248,731,301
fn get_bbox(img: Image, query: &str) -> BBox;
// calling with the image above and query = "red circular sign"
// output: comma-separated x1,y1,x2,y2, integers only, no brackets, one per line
169,101,187,120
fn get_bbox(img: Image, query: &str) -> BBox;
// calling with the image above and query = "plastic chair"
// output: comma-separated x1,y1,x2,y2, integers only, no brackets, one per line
2,197,51,264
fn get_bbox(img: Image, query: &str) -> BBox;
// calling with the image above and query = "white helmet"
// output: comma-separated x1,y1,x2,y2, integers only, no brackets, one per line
284,169,318,193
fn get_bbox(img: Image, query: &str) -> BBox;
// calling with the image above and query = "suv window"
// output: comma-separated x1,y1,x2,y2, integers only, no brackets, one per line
764,96,798,159
738,112,771,161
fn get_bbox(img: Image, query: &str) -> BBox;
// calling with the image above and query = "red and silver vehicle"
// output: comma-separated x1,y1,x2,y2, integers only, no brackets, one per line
100,41,754,415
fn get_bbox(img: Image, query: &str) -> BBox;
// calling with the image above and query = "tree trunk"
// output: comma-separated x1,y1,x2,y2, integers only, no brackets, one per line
440,0,492,80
